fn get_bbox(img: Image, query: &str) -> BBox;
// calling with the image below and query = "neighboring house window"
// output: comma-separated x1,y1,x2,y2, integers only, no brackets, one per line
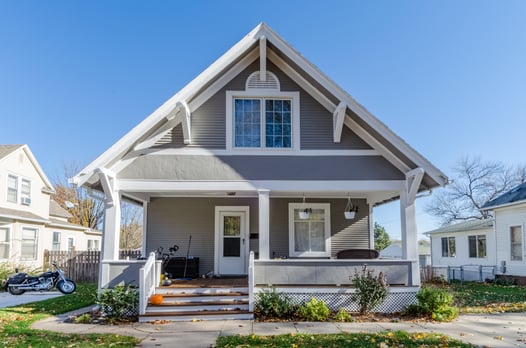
87,239,99,251
21,228,38,260
7,174,18,203
289,203,331,257
441,237,456,257
510,226,523,261
468,235,486,258
21,179,31,204
67,237,75,252
52,232,61,251
0,227,9,259
234,98,292,148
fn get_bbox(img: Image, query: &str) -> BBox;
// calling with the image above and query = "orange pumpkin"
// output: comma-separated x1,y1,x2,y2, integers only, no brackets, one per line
150,294,163,305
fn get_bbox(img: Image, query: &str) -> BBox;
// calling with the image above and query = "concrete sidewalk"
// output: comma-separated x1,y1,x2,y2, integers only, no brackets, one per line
32,311,526,348
0,291,64,308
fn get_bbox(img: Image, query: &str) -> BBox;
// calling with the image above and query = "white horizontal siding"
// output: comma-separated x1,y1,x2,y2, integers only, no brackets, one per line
494,204,526,277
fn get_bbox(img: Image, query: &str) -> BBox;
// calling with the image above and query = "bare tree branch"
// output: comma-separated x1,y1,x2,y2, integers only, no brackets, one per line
426,156,525,226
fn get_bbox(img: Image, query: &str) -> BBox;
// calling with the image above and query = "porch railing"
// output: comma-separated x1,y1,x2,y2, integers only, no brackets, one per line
253,259,418,286
248,251,255,312
139,252,157,315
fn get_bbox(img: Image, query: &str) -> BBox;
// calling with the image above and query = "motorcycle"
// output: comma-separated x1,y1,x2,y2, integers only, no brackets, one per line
4,262,76,295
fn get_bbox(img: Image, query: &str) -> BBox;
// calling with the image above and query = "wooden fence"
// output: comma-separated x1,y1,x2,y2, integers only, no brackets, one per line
43,250,142,282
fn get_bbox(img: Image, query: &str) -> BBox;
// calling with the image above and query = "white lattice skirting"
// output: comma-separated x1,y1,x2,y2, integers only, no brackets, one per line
254,286,419,313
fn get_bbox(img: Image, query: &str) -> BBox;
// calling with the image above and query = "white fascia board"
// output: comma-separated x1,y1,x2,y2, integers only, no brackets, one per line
133,113,182,152
333,102,346,143
262,24,448,187
72,24,264,187
116,179,405,193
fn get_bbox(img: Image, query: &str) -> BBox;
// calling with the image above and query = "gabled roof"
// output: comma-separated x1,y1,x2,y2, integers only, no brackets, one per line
0,144,54,193
49,200,72,219
481,182,526,210
0,145,24,160
72,23,448,191
424,218,494,235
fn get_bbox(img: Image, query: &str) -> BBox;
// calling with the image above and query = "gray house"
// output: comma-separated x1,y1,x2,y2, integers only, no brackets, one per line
72,23,447,321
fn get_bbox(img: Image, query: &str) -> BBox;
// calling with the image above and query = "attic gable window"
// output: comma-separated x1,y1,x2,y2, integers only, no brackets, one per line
226,71,299,151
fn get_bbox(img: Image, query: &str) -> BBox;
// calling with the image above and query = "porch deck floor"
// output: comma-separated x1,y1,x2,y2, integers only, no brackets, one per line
164,277,248,288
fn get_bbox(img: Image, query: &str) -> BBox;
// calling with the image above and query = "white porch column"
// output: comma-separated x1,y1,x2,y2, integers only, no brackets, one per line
97,169,121,290
400,168,425,286
258,189,270,260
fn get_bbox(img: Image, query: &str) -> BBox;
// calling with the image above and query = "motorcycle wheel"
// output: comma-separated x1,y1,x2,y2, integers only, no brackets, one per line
57,279,76,294
7,285,25,295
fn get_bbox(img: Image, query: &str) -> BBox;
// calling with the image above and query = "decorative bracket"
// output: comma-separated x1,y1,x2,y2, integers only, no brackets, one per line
178,101,192,145
333,101,346,143
96,168,118,206
405,167,425,205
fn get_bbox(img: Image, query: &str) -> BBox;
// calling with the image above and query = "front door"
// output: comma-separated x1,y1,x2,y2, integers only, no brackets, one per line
215,206,249,275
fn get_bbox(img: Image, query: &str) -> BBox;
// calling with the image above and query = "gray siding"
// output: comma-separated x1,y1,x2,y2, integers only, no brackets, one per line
269,198,370,258
146,197,370,275
147,197,259,276
154,59,371,150
119,155,404,181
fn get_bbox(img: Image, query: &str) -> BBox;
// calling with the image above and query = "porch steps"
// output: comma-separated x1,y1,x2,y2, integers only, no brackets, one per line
140,286,253,322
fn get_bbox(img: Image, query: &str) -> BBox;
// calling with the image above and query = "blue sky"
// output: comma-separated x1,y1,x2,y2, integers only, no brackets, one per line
1,1,525,238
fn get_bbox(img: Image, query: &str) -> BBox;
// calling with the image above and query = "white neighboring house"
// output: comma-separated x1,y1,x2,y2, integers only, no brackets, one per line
481,182,526,283
424,219,496,281
0,144,101,268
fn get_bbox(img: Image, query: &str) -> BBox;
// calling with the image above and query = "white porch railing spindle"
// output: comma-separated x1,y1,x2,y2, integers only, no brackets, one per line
139,252,157,315
248,251,255,312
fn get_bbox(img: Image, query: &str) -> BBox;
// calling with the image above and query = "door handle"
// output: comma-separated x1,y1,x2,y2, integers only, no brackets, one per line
242,238,246,245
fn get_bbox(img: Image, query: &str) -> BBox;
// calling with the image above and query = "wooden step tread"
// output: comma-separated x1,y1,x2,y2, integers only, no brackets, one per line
158,292,248,297
142,310,251,317
151,299,249,307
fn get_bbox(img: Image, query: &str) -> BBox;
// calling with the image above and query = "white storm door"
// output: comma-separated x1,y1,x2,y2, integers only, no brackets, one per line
215,206,249,275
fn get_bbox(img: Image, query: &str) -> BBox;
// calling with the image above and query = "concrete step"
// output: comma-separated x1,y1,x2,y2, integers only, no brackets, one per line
139,310,253,322
146,303,249,313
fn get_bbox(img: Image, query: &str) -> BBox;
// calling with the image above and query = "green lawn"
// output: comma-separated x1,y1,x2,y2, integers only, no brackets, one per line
0,283,138,348
216,331,476,348
451,281,526,313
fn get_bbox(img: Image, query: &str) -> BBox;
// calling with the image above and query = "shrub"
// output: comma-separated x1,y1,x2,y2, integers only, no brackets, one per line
298,297,330,321
332,308,353,322
255,287,298,319
404,286,458,322
74,313,93,324
96,284,139,323
352,265,389,315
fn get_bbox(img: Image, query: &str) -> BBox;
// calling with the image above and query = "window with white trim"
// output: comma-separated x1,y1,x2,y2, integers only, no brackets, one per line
67,237,75,252
468,235,486,258
226,71,299,151
289,203,331,257
234,98,292,148
441,236,456,257
0,227,9,259
52,231,61,251
7,174,18,203
21,178,31,204
510,226,522,261
21,227,38,260
87,239,99,251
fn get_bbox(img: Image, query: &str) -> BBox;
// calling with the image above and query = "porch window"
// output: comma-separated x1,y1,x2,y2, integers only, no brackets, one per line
0,227,9,259
510,226,522,261
52,232,61,251
468,235,486,258
234,98,292,148
441,236,455,257
289,203,331,257
21,228,38,260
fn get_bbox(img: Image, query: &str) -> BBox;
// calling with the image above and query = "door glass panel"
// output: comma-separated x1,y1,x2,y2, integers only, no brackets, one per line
223,215,241,257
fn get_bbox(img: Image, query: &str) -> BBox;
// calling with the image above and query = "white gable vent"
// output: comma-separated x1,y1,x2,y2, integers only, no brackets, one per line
245,71,280,91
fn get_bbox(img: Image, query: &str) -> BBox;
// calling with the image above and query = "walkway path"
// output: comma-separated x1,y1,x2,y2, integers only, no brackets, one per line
32,311,526,348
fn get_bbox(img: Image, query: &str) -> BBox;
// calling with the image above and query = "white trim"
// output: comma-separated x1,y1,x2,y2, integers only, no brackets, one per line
214,206,250,275
333,102,346,143
178,101,192,145
226,90,300,151
258,190,270,260
116,179,406,192
508,224,524,262
259,36,266,81
130,147,380,157
288,203,331,258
